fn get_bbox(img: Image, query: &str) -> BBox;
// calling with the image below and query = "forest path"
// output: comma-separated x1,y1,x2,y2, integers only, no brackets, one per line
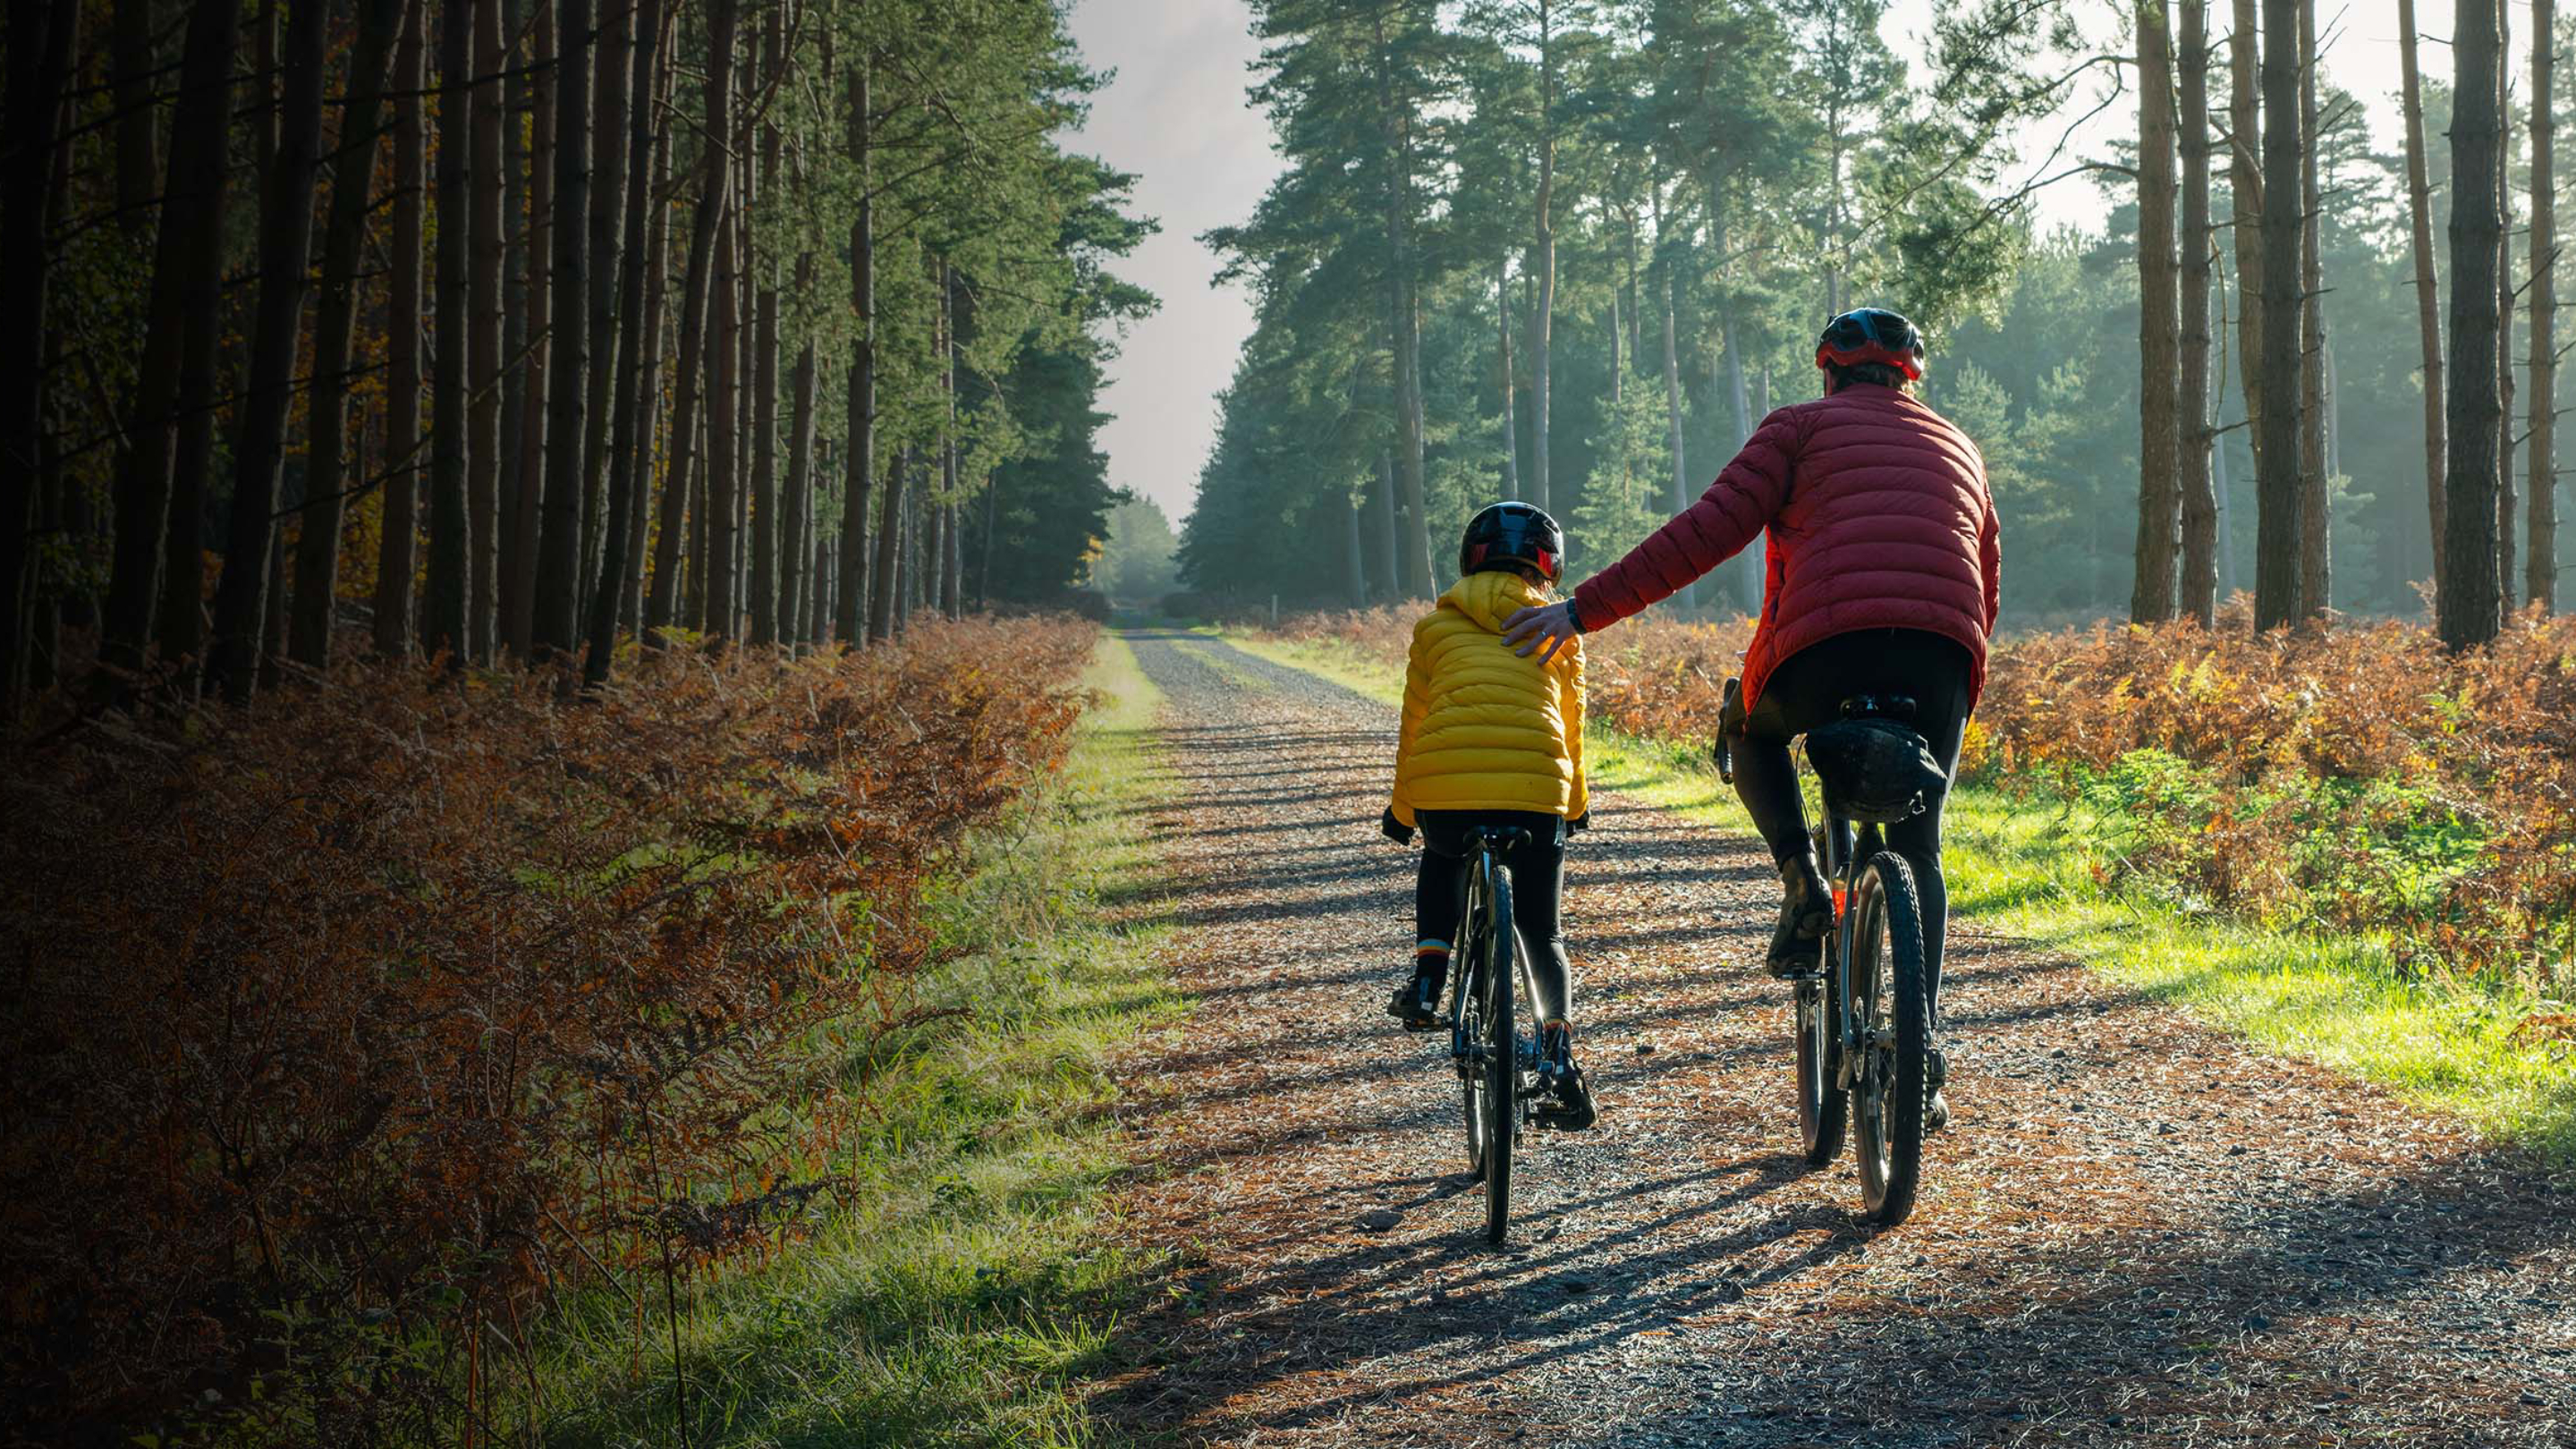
1094,630,2575,1448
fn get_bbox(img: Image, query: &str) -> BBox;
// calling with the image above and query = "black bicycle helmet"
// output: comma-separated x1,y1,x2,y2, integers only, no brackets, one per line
1458,502,1564,582
1815,307,1928,380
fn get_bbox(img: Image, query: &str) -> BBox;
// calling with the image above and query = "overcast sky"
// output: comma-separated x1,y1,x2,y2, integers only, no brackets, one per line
1063,0,2487,526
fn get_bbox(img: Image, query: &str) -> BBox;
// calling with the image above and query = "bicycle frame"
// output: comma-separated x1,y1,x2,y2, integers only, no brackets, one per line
1445,830,1543,1091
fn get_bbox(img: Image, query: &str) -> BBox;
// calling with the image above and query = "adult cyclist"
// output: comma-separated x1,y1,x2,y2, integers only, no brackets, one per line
1500,307,2000,1132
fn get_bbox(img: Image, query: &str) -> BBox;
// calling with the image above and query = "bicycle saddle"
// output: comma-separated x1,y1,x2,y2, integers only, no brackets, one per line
1805,715,1946,825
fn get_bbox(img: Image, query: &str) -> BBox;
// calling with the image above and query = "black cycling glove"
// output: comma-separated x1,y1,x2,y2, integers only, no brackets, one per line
1567,810,1591,835
1380,809,1415,845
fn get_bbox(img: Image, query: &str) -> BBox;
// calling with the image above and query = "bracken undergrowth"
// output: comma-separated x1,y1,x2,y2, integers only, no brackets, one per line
0,618,1095,1445
1260,602,2576,990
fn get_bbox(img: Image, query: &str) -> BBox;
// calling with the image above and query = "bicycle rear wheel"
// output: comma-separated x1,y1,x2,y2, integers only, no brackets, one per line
1794,969,1847,1167
1849,852,1931,1225
1479,869,1517,1246
1457,898,1491,1181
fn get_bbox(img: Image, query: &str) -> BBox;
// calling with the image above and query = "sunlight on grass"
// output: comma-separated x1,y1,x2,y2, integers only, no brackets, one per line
1226,629,2576,1165
533,633,1181,1446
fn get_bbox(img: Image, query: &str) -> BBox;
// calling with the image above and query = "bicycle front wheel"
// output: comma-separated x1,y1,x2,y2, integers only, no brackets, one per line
1849,852,1931,1225
1479,871,1517,1246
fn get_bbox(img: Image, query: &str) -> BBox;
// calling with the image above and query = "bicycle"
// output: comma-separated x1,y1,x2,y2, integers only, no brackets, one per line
1718,679,1944,1225
1443,824,1548,1245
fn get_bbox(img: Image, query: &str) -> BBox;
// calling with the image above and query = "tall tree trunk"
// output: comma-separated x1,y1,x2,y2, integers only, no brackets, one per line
705,191,741,641
748,5,783,646
375,0,427,657
643,0,733,640
2498,0,2519,614
842,58,877,644
2132,0,2182,623
1371,10,1433,596
1658,233,1693,613
425,0,475,661
2229,0,2267,476
2177,0,2221,624
288,0,405,669
580,0,665,685
623,75,673,636
531,0,590,656
463,0,505,660
2294,0,2329,616
1394,286,1435,595
2252,0,2304,630
504,0,552,657
781,250,816,644
0,0,73,708
102,0,238,671
2534,0,2561,613
1497,260,1519,497
937,259,960,620
2400,0,2446,591
1377,449,1399,597
495,0,526,650
1529,0,1555,513
577,0,631,618
206,0,329,699
2442,0,2508,650
872,440,908,639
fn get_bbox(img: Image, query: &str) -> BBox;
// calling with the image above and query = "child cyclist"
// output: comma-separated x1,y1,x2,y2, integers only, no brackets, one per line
1379,503,1597,1131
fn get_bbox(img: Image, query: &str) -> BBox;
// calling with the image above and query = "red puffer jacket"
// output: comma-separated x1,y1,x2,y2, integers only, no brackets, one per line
1572,383,2001,708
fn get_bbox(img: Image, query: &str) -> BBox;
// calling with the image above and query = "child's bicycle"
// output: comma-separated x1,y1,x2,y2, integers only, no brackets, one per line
1444,824,1551,1245
1717,677,1945,1225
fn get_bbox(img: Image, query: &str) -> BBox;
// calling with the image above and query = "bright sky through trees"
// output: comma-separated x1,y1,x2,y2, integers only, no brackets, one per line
1067,0,2490,526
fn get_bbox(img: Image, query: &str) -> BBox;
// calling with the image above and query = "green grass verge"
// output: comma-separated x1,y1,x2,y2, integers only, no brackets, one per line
534,633,1179,1447
1220,629,2576,1165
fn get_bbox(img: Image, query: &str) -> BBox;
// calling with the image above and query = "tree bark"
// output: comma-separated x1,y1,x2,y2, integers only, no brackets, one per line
504,0,552,657
0,0,74,708
2534,0,2561,613
748,4,784,646
108,0,156,237
1658,210,1694,615
375,0,427,657
2177,0,2220,624
781,252,817,644
623,71,673,636
580,0,666,686
2229,0,2267,477
102,0,238,671
2400,0,2446,594
287,0,405,670
705,191,741,641
2133,0,2182,623
1529,0,1555,513
2498,0,2519,614
577,0,631,617
642,0,733,640
2294,0,2329,616
2252,0,2304,629
2441,0,2508,650
530,0,590,656
841,56,877,644
1371,10,1433,596
872,438,909,640
204,0,328,699
1497,260,1519,500
425,0,475,661
495,0,526,650
463,0,505,660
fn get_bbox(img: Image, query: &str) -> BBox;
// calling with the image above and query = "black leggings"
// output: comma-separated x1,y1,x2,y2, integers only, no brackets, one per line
1415,810,1573,1023
1726,629,1972,1015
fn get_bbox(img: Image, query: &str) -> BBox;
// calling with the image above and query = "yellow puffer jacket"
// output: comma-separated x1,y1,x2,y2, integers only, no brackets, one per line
1388,570,1588,827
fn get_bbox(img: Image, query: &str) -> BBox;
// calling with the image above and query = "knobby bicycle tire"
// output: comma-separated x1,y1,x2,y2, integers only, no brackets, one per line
1795,967,1848,1166
1456,877,1491,1182
1851,852,1931,1225
1480,865,1517,1246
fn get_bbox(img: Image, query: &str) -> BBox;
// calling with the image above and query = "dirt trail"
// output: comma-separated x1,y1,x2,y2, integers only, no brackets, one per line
1097,630,2576,1448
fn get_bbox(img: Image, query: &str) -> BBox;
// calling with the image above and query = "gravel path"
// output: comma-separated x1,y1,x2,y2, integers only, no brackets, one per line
1097,630,2576,1448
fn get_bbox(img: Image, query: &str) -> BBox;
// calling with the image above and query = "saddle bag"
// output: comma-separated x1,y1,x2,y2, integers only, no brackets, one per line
1803,717,1948,825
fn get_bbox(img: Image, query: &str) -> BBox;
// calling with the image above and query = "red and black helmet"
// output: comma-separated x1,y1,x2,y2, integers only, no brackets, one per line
1459,501,1564,583
1815,307,1927,381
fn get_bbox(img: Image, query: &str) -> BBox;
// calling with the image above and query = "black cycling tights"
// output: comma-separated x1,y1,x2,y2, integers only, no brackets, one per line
1727,629,1973,1018
1415,810,1573,1024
